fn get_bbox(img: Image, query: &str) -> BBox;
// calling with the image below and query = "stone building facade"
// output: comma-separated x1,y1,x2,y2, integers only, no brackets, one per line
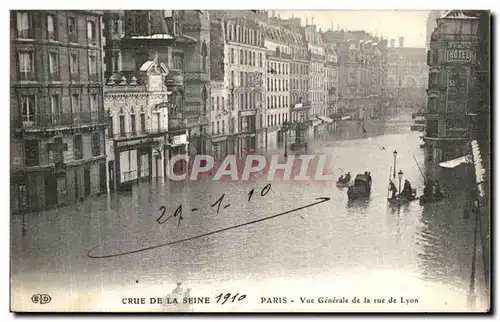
104,60,171,192
425,10,481,162
11,10,107,213
262,19,292,151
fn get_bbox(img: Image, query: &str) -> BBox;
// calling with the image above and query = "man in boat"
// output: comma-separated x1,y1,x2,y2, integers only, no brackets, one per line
345,172,351,182
338,174,345,183
433,181,443,198
367,172,372,186
423,181,433,199
389,180,397,199
401,179,413,199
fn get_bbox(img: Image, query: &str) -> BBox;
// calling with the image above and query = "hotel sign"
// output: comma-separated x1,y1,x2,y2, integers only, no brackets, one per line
446,42,473,63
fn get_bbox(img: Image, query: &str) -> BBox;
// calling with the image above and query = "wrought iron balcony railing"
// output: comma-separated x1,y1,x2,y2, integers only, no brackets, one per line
19,111,106,130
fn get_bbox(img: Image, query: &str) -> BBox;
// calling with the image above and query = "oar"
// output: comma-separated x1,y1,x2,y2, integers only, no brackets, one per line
387,165,392,199
412,154,426,184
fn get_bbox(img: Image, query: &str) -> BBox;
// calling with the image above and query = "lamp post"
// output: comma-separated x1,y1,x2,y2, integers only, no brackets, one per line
282,121,290,157
393,150,397,178
397,169,404,195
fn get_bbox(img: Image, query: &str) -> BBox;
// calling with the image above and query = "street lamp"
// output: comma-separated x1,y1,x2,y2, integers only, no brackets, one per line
282,121,290,157
397,169,404,195
393,150,398,178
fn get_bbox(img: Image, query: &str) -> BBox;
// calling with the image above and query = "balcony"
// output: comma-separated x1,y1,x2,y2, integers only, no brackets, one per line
18,111,107,132
266,50,292,60
165,70,184,86
112,129,166,141
17,29,33,39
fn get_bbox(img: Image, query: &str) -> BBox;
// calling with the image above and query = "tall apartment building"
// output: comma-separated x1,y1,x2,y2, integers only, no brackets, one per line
280,17,311,124
324,30,388,119
217,15,266,155
425,10,480,162
324,46,339,121
11,10,107,213
261,18,292,150
103,10,208,172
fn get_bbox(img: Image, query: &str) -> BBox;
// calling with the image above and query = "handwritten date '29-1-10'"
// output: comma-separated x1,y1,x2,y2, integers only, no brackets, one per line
156,184,272,227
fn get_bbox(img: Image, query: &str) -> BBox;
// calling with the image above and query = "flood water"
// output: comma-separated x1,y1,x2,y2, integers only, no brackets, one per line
11,114,489,312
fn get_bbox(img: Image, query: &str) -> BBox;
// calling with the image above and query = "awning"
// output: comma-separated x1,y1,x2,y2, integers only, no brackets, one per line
317,116,334,124
439,155,472,169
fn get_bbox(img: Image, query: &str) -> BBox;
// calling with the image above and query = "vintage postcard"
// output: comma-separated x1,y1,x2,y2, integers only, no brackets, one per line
10,9,491,312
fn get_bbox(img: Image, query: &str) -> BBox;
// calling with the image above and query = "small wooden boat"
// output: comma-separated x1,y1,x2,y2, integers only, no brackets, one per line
347,174,372,201
387,189,417,206
419,193,445,205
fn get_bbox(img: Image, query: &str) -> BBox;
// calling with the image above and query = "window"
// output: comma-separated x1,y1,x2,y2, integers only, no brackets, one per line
429,72,438,87
154,113,160,131
221,97,225,110
119,115,125,136
216,97,220,110
90,94,97,112
252,52,256,66
71,94,80,114
211,97,214,110
16,12,32,38
88,54,97,76
230,70,234,86
112,20,120,33
240,49,243,64
211,122,214,135
87,20,97,45
240,71,244,87
108,116,113,138
73,135,83,160
70,53,79,76
173,53,184,70
20,95,36,122
91,133,100,157
140,113,146,134
130,114,136,135
25,140,39,167
217,121,220,134
50,95,60,124
66,17,77,43
18,51,34,80
201,41,208,73
230,48,234,64
222,120,225,134
112,52,120,72
47,14,57,40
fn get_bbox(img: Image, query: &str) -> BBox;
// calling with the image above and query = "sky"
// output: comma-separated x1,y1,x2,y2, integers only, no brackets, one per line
275,10,431,48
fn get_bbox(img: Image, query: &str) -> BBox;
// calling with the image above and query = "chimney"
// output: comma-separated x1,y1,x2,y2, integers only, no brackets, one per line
399,36,404,48
390,39,395,47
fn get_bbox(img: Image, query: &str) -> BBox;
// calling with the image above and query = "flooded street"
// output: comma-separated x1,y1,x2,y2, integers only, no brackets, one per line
11,116,488,312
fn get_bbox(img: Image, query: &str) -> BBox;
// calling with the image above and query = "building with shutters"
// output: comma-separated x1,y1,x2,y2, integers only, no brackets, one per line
280,17,311,126
324,46,339,128
10,10,107,214
424,10,481,162
209,11,267,156
261,17,292,151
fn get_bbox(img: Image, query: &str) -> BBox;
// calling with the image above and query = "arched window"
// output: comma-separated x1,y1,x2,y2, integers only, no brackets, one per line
201,41,208,73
